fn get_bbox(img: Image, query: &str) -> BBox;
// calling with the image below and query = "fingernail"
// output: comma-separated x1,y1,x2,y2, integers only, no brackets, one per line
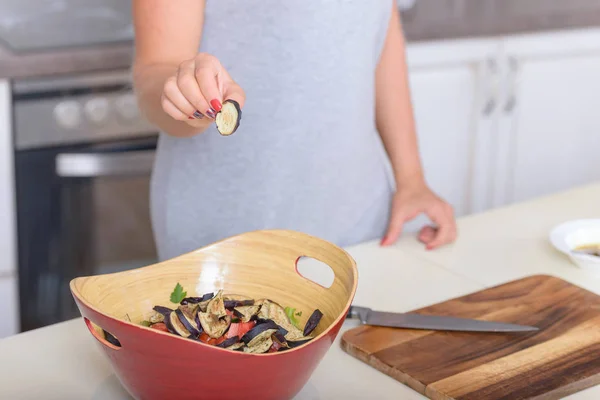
188,116,194,120
210,99,222,112
193,110,204,119
206,108,216,119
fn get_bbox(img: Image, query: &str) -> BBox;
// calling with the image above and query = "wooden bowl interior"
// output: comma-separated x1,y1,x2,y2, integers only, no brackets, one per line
71,230,358,337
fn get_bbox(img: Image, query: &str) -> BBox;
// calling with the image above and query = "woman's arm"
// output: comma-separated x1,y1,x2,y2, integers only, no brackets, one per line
376,3,422,189
132,0,244,137
376,2,457,249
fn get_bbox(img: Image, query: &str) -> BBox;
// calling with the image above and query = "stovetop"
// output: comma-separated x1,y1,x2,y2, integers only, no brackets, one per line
0,0,133,52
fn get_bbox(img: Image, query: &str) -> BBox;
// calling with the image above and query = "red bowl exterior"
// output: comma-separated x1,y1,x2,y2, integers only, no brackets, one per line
74,297,348,400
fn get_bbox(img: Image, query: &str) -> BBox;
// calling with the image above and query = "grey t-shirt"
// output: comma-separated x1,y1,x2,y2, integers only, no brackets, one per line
151,0,395,260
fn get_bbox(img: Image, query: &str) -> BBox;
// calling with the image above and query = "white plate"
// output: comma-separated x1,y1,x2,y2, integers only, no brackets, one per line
550,219,600,270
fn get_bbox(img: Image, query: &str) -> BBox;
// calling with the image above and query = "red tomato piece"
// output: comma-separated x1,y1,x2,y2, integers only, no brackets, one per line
150,323,169,332
214,336,227,345
199,332,224,345
226,321,256,339
268,341,283,353
199,332,213,344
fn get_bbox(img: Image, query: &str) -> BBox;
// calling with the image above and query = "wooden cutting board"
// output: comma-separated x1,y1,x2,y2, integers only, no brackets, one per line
341,275,600,400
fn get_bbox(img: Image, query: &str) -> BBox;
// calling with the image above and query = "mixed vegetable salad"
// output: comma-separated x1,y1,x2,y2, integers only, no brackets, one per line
106,283,324,354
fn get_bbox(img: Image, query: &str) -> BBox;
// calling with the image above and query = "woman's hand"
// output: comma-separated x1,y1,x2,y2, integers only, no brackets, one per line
381,180,457,250
161,53,245,127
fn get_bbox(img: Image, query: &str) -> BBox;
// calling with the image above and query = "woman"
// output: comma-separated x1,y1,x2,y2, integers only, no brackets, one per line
132,0,457,260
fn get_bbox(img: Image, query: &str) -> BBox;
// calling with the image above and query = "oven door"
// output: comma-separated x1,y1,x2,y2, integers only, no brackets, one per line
16,137,158,332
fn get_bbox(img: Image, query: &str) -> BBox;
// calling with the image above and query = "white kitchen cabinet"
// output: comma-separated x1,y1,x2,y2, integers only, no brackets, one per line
0,277,18,338
408,66,478,217
0,79,19,336
405,39,500,220
0,79,17,276
492,29,600,205
405,28,600,215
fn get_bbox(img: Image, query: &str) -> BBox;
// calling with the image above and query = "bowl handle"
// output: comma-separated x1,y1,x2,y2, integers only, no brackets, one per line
253,230,358,293
83,317,122,351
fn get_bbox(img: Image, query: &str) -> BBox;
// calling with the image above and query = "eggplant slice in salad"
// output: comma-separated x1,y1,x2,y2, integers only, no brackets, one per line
139,283,325,354
258,299,313,342
215,100,242,136
233,304,261,323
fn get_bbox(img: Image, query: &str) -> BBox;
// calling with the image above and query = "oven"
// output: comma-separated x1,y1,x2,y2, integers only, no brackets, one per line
13,71,159,332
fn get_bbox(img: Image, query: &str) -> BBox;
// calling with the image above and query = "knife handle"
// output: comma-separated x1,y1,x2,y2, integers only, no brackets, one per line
346,306,370,324
346,306,357,319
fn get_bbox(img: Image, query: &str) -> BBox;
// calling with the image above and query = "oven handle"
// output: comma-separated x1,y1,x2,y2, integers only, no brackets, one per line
55,150,155,177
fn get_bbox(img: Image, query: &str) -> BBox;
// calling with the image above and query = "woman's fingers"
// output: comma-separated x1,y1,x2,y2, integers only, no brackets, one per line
163,76,199,118
194,54,225,116
160,94,190,121
418,226,437,244
161,53,245,125
425,204,456,250
176,59,212,118
223,80,246,109
220,68,246,108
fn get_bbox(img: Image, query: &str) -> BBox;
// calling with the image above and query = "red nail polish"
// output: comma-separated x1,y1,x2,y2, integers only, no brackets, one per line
210,99,222,112
188,116,194,120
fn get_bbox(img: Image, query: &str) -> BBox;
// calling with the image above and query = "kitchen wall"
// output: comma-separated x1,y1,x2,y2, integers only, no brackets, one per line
401,0,600,41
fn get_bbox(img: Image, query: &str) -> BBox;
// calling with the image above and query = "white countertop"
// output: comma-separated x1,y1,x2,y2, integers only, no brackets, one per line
1,183,600,400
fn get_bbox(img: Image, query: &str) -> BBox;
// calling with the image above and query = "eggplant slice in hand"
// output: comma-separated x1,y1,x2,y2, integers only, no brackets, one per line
215,100,242,136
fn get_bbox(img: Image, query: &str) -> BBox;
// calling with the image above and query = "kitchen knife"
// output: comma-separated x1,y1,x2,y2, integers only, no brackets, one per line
347,306,538,333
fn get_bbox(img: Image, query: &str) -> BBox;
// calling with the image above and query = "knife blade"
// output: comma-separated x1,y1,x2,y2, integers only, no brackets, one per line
347,306,538,333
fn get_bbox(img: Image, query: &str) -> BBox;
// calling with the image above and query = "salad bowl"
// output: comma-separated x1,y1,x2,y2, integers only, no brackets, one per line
70,229,358,400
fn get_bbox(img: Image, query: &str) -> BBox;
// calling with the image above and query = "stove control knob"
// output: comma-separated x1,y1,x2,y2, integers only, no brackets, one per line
53,101,82,129
114,93,140,121
84,97,110,124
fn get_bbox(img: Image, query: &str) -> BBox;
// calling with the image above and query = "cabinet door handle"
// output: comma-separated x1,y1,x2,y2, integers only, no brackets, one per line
504,97,516,113
482,58,499,117
483,97,496,116
504,57,519,114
